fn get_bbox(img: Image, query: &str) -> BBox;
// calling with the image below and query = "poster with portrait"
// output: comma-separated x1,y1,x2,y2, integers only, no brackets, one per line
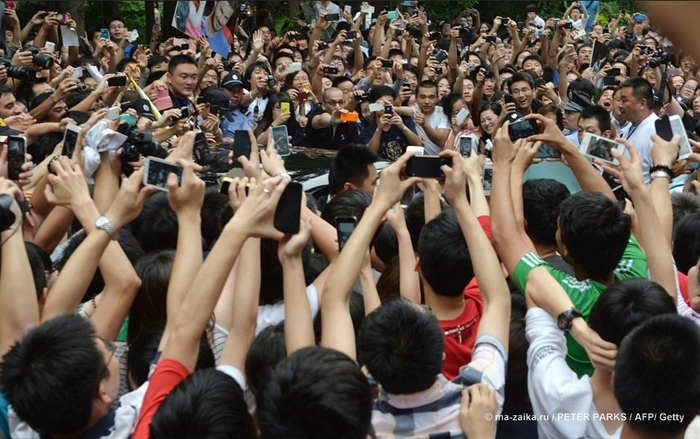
171,1,235,57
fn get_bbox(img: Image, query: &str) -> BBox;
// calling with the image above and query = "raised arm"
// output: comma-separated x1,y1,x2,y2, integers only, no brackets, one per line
385,202,420,304
442,150,510,349
322,153,420,360
0,181,39,359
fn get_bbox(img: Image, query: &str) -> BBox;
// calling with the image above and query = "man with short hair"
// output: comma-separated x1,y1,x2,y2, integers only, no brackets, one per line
220,72,252,137
409,81,450,155
562,92,594,144
618,77,658,183
525,4,545,29
328,144,379,198
509,72,539,116
166,55,199,113
364,85,421,161
306,87,359,149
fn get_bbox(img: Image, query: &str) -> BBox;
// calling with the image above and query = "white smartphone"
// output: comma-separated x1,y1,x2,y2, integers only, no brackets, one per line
344,5,352,15
105,107,120,121
669,114,692,160
407,145,424,156
128,29,139,43
62,124,81,157
482,163,493,196
143,157,183,191
44,41,56,53
368,102,384,112
455,108,470,126
579,132,626,165
285,62,302,72
361,5,375,14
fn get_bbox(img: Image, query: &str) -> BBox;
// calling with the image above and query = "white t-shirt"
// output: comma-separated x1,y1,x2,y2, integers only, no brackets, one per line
256,284,319,335
526,307,623,439
620,112,658,184
412,105,450,155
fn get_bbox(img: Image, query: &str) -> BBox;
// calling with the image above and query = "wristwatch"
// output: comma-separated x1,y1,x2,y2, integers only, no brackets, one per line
557,307,583,333
95,215,119,240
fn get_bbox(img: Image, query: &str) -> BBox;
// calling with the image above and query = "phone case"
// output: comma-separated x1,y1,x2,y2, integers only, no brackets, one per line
274,182,302,234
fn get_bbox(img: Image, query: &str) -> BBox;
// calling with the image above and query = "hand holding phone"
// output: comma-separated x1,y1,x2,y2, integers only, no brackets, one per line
233,130,252,166
143,157,183,191
274,181,302,234
271,125,291,157
7,137,26,181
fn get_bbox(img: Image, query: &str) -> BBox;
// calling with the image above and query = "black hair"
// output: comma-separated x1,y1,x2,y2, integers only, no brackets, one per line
671,192,700,232
328,145,378,196
589,278,676,347
405,195,447,250
368,84,396,103
128,250,174,343
474,101,502,128
244,60,271,82
0,314,104,434
672,213,700,274
418,209,472,297
620,76,654,110
522,179,570,246
578,105,612,133
147,55,168,70
258,237,316,305
130,192,178,254
525,4,538,13
402,63,420,78
415,80,438,95
615,314,700,436
115,57,137,73
320,190,372,226
371,222,399,267
245,323,287,399
24,242,51,299
127,321,215,390
257,346,372,439
537,103,564,130
558,191,631,280
150,368,256,439
441,94,466,120
567,78,596,100
313,291,365,344
168,54,198,73
254,92,298,140
358,299,444,394
511,71,535,89
27,132,63,164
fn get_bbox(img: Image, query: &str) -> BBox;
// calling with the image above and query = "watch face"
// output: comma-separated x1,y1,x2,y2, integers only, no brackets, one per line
557,312,569,330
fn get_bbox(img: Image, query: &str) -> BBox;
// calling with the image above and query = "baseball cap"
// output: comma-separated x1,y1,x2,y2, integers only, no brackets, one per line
121,99,154,117
563,92,593,113
222,73,244,89
197,87,231,113
0,119,21,136
633,13,647,22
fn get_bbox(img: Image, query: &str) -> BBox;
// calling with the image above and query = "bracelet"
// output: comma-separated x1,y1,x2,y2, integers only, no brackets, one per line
274,172,291,179
650,170,672,181
650,164,673,176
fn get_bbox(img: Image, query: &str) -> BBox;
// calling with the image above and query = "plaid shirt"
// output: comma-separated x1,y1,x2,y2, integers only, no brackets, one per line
372,335,507,439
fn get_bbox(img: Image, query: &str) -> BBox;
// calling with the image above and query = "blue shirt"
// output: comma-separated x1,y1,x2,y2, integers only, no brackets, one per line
583,1,599,30
220,107,253,139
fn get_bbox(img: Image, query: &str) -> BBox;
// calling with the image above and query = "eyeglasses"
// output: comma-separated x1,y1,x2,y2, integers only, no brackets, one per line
511,87,531,96
682,85,698,92
109,24,124,30
325,100,345,106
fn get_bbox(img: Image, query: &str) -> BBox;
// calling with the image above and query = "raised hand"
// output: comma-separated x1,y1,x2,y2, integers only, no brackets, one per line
167,159,205,216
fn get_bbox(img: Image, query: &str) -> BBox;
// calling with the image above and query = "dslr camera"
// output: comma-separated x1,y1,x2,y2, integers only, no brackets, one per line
118,123,168,163
0,58,36,83
24,45,54,69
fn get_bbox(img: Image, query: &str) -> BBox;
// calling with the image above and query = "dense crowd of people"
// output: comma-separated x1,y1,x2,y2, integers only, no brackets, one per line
1,0,700,438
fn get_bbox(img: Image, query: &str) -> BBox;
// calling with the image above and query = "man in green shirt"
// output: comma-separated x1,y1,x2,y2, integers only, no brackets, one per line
491,113,648,377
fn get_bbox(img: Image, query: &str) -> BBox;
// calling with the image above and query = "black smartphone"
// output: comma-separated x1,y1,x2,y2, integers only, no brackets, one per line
336,216,357,251
434,51,448,62
317,41,329,51
603,76,620,86
107,76,127,87
485,35,497,43
346,30,357,39
274,181,302,234
607,68,621,78
406,156,451,179
459,136,472,157
562,22,573,30
323,66,339,75
384,104,393,115
508,118,539,141
602,27,610,34
429,31,441,41
193,131,210,166
380,58,393,68
7,136,26,181
655,115,674,142
326,13,340,21
534,77,546,88
504,94,515,104
232,130,251,167
434,66,443,75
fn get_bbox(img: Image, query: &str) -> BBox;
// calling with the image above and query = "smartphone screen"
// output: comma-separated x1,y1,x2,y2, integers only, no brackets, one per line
232,130,251,166
669,115,692,159
534,143,562,159
459,136,472,157
482,164,493,195
143,157,183,191
336,216,357,251
62,125,80,157
7,137,25,181
406,156,448,179
271,125,291,157
274,181,302,234
581,133,624,165
504,94,515,104
100,29,109,40
655,115,674,142
193,131,210,165
107,76,127,87
325,13,340,21
508,118,539,141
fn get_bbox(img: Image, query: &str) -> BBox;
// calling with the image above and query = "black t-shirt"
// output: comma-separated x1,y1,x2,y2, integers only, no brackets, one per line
305,105,358,150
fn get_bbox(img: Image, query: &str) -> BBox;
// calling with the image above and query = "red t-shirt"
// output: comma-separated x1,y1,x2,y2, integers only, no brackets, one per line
678,270,690,305
132,359,190,439
438,215,489,380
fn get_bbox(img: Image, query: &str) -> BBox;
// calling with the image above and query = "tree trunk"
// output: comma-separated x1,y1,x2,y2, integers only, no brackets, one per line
163,1,178,39
66,0,84,37
101,1,120,24
145,1,156,43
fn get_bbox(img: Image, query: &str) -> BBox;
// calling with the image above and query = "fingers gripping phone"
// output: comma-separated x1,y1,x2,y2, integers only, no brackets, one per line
143,157,183,191
7,136,26,181
62,124,80,157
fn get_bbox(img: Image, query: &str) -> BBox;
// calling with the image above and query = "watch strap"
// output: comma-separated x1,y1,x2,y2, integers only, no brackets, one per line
95,215,119,240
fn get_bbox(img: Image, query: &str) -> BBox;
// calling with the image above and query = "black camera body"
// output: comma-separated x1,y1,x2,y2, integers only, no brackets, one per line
265,75,277,87
648,50,670,68
24,45,54,69
118,123,168,163
0,57,36,83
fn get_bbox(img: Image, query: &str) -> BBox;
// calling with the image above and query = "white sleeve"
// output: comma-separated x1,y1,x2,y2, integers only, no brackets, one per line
526,308,591,438
256,284,320,335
